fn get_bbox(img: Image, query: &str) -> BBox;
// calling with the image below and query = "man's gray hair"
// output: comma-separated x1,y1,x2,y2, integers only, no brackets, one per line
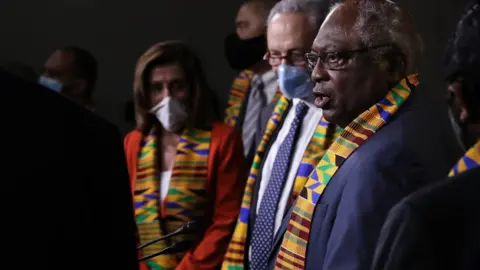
267,0,332,32
331,0,423,74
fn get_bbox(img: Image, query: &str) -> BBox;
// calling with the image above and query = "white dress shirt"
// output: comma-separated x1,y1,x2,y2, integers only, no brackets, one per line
248,98,323,259
159,171,172,201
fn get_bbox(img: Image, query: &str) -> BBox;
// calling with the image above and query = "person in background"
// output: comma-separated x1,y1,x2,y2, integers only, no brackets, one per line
39,45,97,110
222,1,339,269
372,1,480,269
124,40,246,270
2,61,38,82
270,0,462,269
224,0,279,164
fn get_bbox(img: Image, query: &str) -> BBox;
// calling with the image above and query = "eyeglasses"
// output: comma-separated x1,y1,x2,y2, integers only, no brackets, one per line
304,44,395,71
264,51,306,67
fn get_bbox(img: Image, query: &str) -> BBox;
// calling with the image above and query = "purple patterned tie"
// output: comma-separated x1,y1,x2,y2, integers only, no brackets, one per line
249,101,309,270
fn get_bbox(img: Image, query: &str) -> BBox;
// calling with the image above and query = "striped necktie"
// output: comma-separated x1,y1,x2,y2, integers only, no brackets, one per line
249,101,309,270
242,76,266,156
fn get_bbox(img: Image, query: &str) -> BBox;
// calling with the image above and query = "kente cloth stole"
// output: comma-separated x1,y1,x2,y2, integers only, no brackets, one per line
448,140,480,177
134,127,211,270
221,96,342,270
224,69,282,127
275,74,419,270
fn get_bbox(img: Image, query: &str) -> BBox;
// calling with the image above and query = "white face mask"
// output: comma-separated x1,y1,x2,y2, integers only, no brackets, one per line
150,97,188,132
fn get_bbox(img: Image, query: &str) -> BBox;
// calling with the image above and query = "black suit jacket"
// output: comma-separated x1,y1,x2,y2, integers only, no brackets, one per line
268,88,463,269
0,70,138,269
372,166,480,270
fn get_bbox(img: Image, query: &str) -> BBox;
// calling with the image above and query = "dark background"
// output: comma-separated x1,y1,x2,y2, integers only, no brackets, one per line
0,0,469,134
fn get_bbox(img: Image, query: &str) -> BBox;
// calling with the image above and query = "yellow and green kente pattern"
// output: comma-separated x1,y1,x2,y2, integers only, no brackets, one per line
135,127,211,269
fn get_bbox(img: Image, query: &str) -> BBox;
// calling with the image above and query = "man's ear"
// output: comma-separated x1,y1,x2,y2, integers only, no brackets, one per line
385,54,406,83
72,79,88,95
460,107,470,123
449,81,470,123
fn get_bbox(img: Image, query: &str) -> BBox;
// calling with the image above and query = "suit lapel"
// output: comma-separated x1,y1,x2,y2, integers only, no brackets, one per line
237,87,251,129
268,205,292,260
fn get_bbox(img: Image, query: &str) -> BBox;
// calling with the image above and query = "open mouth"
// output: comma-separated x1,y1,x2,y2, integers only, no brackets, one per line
313,91,332,109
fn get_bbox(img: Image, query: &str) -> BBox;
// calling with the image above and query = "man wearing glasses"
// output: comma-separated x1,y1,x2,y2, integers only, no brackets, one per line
269,1,462,269
222,1,339,269
224,0,278,165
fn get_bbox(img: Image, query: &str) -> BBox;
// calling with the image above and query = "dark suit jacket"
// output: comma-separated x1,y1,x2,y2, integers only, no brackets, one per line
0,70,138,269
371,166,480,270
267,89,463,270
253,101,278,151
244,98,277,170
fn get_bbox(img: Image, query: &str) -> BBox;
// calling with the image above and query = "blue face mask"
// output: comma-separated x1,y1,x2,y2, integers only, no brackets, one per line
38,76,63,93
277,64,314,100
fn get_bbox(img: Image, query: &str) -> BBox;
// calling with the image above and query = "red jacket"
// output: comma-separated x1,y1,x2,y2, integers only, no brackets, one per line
124,122,246,270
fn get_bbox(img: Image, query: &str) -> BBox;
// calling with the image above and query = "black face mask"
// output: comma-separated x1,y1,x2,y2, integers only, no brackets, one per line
224,33,267,70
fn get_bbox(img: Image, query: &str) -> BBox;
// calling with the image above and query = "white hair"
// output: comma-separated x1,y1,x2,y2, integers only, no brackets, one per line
330,0,423,73
267,0,332,32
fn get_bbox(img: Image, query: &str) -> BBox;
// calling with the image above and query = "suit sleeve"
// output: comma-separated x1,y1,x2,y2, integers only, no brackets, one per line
123,131,141,193
252,102,275,158
322,148,431,270
123,134,130,156
176,126,247,270
371,201,437,270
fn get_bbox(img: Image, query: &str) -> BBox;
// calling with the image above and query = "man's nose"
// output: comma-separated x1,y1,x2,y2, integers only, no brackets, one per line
311,63,329,82
154,87,170,100
280,57,290,65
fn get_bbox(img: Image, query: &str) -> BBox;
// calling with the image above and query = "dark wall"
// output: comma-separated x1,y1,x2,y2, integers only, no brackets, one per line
398,0,469,94
0,0,469,134
0,0,242,133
